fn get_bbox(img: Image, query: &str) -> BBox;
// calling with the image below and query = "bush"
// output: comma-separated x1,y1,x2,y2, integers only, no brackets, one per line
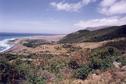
0,61,10,73
103,39,126,51
29,76,45,84
73,47,120,80
121,59,126,66
5,54,18,61
117,56,126,66
89,58,113,70
23,39,49,48
89,57,102,69
89,47,120,70
23,42,34,47
74,65,91,80
49,61,66,74
68,60,80,69
62,44,72,48
0,61,26,84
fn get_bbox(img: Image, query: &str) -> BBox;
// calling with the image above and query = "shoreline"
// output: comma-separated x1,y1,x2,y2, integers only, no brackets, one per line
0,38,17,53
1,35,65,53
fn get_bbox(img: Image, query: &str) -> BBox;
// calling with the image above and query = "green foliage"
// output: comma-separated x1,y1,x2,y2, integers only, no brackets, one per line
5,53,18,61
49,61,66,74
15,62,31,74
68,60,80,69
0,53,18,61
117,56,126,66
0,61,10,73
62,44,72,48
89,57,113,70
29,76,45,84
89,47,120,70
42,56,69,74
74,65,91,80
23,42,34,47
104,39,126,51
0,44,125,83
73,47,121,80
121,59,126,66
0,61,26,84
23,39,49,48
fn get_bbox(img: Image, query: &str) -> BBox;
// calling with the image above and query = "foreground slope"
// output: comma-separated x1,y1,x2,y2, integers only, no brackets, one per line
1,38,126,84
59,25,126,43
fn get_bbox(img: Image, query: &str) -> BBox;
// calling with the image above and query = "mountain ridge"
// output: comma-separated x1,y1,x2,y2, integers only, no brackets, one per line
59,25,126,43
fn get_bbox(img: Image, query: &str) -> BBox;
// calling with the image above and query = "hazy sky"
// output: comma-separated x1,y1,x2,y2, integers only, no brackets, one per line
0,0,126,34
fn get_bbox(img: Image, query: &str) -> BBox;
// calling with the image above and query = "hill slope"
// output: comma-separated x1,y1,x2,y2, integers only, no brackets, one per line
59,25,126,43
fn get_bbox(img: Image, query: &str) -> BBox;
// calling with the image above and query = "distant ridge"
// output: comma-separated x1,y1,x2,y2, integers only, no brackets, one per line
86,26,110,31
59,25,126,43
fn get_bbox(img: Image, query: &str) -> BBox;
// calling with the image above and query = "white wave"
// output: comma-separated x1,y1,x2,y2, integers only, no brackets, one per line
0,38,16,53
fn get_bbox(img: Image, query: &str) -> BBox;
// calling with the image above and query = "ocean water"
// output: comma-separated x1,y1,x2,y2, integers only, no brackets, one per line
0,37,16,52
0,33,47,53
0,35,20,52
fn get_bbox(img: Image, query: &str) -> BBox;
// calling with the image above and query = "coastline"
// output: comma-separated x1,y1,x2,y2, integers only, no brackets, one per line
2,35,65,53
0,38,17,53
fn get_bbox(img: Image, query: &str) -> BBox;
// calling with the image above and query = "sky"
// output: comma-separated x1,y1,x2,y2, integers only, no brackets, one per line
0,0,126,34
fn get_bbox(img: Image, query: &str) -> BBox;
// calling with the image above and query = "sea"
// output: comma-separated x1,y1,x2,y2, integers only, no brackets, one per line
0,33,51,53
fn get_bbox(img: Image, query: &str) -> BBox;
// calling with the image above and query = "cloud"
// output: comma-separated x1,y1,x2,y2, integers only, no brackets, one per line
0,19,74,34
74,16,126,29
100,0,117,7
50,0,96,12
99,0,126,15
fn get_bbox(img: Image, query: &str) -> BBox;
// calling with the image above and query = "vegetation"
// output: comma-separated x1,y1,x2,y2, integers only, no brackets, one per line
0,53,69,84
103,38,126,52
74,65,91,80
23,39,49,48
29,76,45,84
68,60,80,69
72,46,124,80
1,44,126,83
0,61,26,84
117,56,126,66
1,29,126,83
89,47,120,70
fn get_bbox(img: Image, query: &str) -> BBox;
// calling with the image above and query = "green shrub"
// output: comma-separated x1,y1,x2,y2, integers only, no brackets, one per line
74,65,91,80
73,47,121,80
0,61,10,73
91,47,120,60
49,61,66,74
121,59,126,66
68,60,80,69
117,56,126,66
0,61,26,84
89,47,120,70
89,57,102,70
5,54,18,61
62,44,72,48
103,39,126,51
23,42,34,47
45,57,68,74
15,62,31,74
23,39,49,48
89,58,113,70
29,76,45,84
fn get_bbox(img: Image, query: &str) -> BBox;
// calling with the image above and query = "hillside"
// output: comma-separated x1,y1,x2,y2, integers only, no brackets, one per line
1,38,126,84
59,25,126,43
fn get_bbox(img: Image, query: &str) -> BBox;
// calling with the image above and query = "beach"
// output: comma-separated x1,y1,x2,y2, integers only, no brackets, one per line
5,35,65,53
